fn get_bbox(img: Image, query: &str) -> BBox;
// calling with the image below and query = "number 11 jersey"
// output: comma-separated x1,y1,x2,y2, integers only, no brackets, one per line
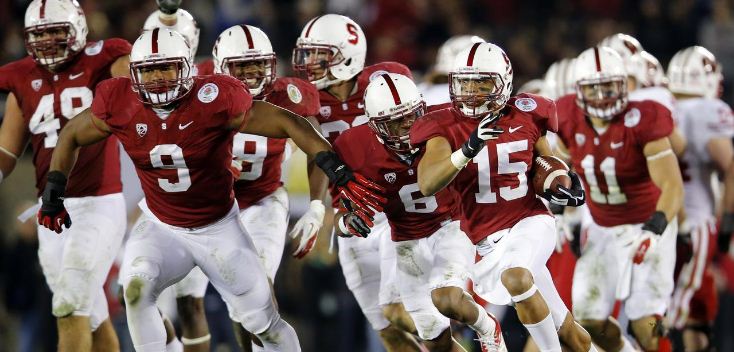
554,95,674,227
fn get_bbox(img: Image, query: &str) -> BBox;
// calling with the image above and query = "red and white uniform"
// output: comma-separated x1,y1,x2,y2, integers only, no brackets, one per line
93,75,280,337
669,97,734,327
555,94,678,320
411,94,570,329
319,62,411,331
234,77,320,279
0,38,130,329
335,118,473,340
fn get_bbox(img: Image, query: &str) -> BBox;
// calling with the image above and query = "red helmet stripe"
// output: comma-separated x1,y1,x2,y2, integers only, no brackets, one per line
40,0,47,18
151,28,159,54
382,74,402,105
304,16,323,38
240,25,254,49
467,42,481,66
594,47,602,72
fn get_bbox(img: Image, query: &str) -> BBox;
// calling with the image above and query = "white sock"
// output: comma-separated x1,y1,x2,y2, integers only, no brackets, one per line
256,318,301,351
620,335,636,352
165,338,183,352
468,300,493,336
523,314,562,352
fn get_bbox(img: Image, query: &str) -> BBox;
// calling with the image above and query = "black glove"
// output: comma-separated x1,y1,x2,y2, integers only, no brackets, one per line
37,171,72,234
719,212,734,253
339,209,374,238
642,211,668,236
156,0,182,14
541,171,586,207
460,117,504,159
314,151,386,215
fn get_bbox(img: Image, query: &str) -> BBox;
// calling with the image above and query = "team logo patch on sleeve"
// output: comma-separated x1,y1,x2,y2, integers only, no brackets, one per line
319,106,331,118
575,133,586,146
368,70,389,82
197,83,219,103
84,40,104,56
287,84,303,104
384,172,397,184
136,123,148,137
31,79,42,91
515,98,537,112
624,108,641,127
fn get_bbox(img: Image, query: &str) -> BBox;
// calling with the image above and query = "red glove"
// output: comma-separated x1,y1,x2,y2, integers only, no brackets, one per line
37,171,72,234
314,151,386,215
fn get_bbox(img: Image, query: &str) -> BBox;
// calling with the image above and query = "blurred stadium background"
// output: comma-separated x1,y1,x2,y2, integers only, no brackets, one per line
2,0,734,351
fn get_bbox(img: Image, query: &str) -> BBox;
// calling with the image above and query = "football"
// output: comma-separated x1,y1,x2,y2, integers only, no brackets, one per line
532,155,572,194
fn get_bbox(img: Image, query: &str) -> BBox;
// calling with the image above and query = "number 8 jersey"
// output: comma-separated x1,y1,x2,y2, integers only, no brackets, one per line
554,94,674,227
0,38,131,197
410,93,556,244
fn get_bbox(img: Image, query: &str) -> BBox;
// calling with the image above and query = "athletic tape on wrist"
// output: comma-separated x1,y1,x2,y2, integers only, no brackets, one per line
450,149,471,169
511,284,538,303
338,215,350,235
181,334,211,345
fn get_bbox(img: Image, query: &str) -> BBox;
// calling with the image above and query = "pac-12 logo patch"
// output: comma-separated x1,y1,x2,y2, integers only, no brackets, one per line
136,123,148,137
384,172,397,184
319,106,332,118
31,79,42,91
287,84,303,104
197,83,219,103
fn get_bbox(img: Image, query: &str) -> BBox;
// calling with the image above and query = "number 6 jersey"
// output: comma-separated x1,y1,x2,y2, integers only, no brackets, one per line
410,93,556,244
91,75,253,228
554,95,674,227
0,38,131,197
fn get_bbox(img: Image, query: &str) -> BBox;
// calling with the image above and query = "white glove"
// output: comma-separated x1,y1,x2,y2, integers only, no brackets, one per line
554,214,573,253
628,230,658,264
289,200,325,259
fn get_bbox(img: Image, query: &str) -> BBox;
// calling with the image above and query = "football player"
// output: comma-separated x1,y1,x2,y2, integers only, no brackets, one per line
334,72,506,351
411,42,594,352
419,35,485,105
666,46,731,352
554,46,684,351
0,1,131,351
37,28,383,351
292,13,421,350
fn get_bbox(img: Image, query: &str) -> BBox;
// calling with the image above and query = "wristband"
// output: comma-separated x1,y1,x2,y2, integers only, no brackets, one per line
450,149,471,169
641,211,667,235
338,215,350,235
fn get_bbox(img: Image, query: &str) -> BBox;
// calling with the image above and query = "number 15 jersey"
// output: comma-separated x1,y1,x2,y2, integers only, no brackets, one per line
555,95,674,227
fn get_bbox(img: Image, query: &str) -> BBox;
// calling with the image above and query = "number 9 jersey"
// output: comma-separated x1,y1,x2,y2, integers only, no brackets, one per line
0,38,131,197
554,94,674,226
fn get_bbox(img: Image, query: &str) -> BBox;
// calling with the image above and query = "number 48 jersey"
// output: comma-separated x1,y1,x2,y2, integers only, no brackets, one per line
410,94,555,244
555,95,674,227
0,38,131,197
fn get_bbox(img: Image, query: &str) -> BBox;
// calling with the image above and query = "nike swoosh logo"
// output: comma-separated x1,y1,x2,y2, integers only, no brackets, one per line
491,235,504,244
357,102,365,109
509,126,523,133
611,141,624,149
69,72,84,80
179,121,194,130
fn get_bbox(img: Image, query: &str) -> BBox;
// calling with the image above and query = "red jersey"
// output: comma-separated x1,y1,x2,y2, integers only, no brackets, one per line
233,77,320,208
0,38,131,197
91,75,253,228
315,62,412,144
555,95,674,227
194,59,215,76
411,94,556,244
333,119,457,242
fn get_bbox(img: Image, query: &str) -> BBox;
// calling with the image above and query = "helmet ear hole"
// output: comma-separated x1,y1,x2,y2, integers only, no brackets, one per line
345,58,352,66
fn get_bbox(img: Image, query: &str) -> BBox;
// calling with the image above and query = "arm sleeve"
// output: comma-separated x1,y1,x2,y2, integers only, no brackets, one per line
225,77,254,121
90,79,116,123
553,95,576,148
100,38,132,61
410,114,446,146
634,101,674,145
528,94,559,133
0,63,16,93
387,62,413,79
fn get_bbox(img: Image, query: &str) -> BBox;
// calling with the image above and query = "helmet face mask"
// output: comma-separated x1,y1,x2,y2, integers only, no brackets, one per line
576,78,628,120
450,72,507,119
131,58,192,107
292,44,344,87
368,101,426,154
25,23,76,67
222,55,276,97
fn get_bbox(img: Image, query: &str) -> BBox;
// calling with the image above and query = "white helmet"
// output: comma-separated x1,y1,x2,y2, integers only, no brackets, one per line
626,51,666,88
24,0,88,69
599,33,643,62
292,14,367,89
667,46,721,98
434,35,485,75
129,28,193,107
213,25,276,97
543,58,576,99
573,46,628,120
144,8,200,59
449,42,513,121
364,73,426,154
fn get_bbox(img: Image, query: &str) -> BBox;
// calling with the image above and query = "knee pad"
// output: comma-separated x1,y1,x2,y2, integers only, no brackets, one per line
123,258,161,308
236,302,280,335
408,308,450,340
51,267,97,318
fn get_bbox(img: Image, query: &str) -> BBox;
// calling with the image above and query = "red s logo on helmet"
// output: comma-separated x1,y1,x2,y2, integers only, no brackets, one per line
346,23,359,45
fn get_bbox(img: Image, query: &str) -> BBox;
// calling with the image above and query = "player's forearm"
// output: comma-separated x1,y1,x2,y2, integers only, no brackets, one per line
417,157,460,196
0,149,18,181
283,114,332,158
669,128,687,157
306,161,329,202
49,127,81,176
649,158,684,221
